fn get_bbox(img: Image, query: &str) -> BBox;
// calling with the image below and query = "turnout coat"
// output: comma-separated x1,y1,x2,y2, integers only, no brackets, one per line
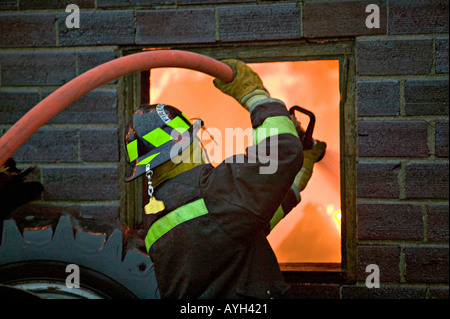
144,100,303,299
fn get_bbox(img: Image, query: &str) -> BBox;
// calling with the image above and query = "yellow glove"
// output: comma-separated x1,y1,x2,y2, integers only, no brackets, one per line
213,59,269,111
293,141,327,192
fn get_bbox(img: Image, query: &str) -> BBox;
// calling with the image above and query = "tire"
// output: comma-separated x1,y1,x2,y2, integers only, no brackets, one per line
0,215,159,299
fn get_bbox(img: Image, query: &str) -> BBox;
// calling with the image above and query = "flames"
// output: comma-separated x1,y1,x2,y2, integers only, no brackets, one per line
149,59,341,263
327,204,342,234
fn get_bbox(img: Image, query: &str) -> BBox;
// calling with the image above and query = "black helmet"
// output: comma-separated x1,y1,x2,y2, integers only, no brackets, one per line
124,104,200,182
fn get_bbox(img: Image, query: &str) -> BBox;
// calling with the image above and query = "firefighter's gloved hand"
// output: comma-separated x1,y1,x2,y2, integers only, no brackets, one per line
213,59,269,112
293,141,327,192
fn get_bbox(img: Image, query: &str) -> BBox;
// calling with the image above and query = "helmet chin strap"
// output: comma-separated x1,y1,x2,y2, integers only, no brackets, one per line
192,119,217,165
142,118,212,216
197,136,211,164
144,163,166,215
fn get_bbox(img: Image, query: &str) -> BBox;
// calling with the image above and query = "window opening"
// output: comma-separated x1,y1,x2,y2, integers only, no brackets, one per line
149,60,341,265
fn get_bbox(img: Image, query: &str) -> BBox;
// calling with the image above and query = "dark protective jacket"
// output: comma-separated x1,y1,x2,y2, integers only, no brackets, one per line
144,100,303,299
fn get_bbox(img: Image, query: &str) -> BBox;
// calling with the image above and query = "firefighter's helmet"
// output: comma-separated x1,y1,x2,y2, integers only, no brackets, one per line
124,104,200,182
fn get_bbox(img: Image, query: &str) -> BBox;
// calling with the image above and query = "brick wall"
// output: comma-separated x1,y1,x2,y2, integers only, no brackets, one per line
0,0,448,299
353,0,449,299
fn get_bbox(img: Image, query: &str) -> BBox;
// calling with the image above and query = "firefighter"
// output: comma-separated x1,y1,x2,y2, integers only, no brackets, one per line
0,158,43,220
124,59,326,299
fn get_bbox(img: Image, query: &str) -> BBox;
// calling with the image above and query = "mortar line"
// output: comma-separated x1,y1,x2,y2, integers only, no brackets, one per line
77,128,81,163
356,74,449,81
358,115,449,121
399,79,405,116
422,204,428,242
358,240,449,247
386,0,390,34
133,8,137,46
398,161,406,200
428,119,436,158
55,12,59,47
300,0,303,38
399,245,406,283
75,51,79,76
356,198,450,205
214,6,220,42
431,37,437,75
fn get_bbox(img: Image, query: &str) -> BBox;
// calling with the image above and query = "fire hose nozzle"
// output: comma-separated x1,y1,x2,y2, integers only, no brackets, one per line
289,105,325,162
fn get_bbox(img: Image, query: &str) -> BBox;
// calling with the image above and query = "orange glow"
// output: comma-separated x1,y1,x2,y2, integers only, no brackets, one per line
150,60,341,263
327,205,342,234
142,47,172,51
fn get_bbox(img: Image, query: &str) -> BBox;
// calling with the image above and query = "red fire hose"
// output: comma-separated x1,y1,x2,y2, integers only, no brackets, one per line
0,50,234,166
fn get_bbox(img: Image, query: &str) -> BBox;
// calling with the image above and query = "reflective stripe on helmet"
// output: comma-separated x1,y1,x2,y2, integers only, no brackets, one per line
141,116,191,148
126,140,139,162
253,115,299,144
144,198,208,252
137,152,160,166
143,127,173,147
167,116,191,133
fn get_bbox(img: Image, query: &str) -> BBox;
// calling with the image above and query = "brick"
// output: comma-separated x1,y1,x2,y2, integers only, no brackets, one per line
427,204,449,242
0,52,76,86
13,129,79,163
19,0,95,9
389,0,449,35
436,120,449,157
0,13,56,47
15,163,41,183
42,166,119,200
304,0,386,38
404,246,449,283
357,81,400,116
79,203,120,221
218,3,301,42
11,203,80,221
436,37,449,74
357,204,423,241
405,79,449,116
43,89,118,125
405,163,449,199
357,162,400,198
341,285,427,299
428,286,449,299
357,245,401,282
78,50,118,85
0,1,17,10
98,0,173,7
78,51,117,75
179,0,254,4
356,38,433,75
80,128,119,162
58,10,135,46
0,89,39,124
358,120,429,157
287,284,340,299
136,9,216,45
